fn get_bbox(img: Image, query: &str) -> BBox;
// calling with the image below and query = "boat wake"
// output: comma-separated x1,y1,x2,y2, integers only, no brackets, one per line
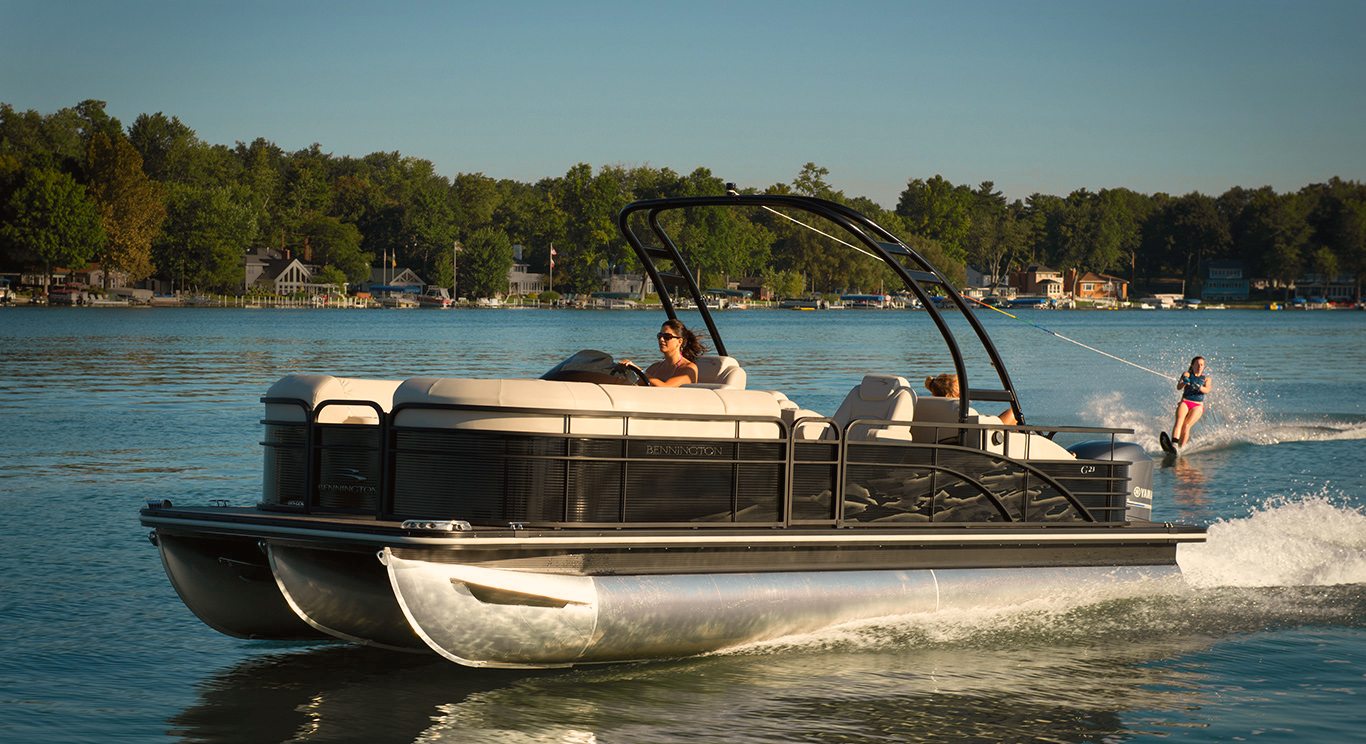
1177,493,1366,588
1083,390,1366,457
718,494,1366,659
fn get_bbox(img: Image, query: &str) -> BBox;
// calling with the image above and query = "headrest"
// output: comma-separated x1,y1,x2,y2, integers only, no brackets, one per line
694,355,738,376
857,374,911,402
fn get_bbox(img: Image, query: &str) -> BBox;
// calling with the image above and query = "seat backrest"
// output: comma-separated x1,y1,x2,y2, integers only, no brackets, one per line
831,375,916,440
265,374,402,424
688,355,747,389
910,396,973,443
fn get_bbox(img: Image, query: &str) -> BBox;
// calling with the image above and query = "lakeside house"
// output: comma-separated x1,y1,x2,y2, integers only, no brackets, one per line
1064,270,1129,303
1011,265,1065,300
244,247,340,295
605,271,653,296
1200,260,1250,302
735,277,774,302
362,267,425,294
1295,271,1357,303
507,245,547,296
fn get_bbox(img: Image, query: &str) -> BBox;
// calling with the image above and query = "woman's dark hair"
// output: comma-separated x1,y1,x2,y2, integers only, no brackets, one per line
1189,356,1205,373
662,319,706,362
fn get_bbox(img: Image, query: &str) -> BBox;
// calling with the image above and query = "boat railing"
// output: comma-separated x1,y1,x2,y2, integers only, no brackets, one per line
385,400,791,528
260,398,390,515
837,418,1128,523
259,396,1137,527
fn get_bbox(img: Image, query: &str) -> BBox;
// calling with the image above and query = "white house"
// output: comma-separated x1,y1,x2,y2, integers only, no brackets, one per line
244,247,336,295
363,267,426,293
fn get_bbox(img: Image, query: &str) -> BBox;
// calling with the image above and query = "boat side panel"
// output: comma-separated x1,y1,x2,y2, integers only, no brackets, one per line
155,532,329,640
384,553,1180,668
268,544,430,652
383,550,599,668
389,541,1181,575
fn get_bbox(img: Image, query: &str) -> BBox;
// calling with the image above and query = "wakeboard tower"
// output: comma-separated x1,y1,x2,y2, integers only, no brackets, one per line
140,188,1204,668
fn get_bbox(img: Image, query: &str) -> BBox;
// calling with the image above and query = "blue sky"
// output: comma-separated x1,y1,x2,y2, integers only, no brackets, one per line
3,0,1363,206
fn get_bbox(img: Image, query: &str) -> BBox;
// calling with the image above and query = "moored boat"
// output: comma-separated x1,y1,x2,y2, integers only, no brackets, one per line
417,287,454,308
141,190,1204,668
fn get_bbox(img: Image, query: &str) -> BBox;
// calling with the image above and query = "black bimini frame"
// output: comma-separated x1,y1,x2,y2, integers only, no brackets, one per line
618,193,1026,425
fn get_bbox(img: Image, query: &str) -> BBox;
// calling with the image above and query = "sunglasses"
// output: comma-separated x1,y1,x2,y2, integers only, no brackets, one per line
657,333,681,341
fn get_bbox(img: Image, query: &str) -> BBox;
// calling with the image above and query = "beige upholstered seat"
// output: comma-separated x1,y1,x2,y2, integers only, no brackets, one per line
767,390,831,439
264,374,403,424
685,355,747,389
913,395,1075,460
831,375,916,440
391,377,783,439
910,396,971,443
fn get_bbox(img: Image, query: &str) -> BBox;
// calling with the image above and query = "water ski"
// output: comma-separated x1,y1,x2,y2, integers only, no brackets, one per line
1159,431,1177,454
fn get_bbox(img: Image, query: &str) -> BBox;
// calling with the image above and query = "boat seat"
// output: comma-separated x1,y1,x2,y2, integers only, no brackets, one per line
392,377,783,439
684,355,747,389
910,396,974,443
831,375,916,441
264,374,403,424
767,391,832,439
912,395,1075,460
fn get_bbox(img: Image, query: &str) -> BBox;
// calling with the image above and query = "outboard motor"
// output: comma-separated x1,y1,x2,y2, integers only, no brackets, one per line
1066,440,1154,522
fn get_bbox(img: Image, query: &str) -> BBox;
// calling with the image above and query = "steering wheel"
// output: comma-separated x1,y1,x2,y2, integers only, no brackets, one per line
612,362,651,387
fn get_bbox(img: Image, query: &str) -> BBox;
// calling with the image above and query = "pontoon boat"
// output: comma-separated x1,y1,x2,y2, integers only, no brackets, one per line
141,190,1203,668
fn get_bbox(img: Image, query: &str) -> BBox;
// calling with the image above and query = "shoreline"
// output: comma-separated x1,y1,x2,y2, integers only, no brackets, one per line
3,298,1359,312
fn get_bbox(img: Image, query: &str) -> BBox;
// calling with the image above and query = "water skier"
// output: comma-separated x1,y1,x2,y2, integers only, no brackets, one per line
1162,356,1210,453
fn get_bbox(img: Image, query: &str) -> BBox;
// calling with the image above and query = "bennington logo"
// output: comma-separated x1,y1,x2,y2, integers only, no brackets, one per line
644,444,724,457
335,467,368,482
320,468,377,495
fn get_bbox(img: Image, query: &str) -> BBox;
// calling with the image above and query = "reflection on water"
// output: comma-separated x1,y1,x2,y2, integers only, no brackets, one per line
1169,455,1211,520
171,585,1365,743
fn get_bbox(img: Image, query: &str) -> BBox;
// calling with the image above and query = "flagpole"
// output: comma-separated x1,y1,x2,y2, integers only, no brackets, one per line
549,243,555,293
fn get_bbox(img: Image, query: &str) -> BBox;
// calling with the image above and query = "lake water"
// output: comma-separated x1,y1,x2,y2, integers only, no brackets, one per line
1,306,1363,743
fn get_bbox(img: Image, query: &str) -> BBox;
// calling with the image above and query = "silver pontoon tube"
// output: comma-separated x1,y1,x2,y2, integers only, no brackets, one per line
381,549,1178,668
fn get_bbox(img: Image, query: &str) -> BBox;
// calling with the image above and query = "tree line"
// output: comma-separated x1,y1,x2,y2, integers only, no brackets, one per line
2,100,1362,300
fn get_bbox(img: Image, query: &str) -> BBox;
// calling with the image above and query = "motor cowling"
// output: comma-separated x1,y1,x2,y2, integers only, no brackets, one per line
1065,440,1154,522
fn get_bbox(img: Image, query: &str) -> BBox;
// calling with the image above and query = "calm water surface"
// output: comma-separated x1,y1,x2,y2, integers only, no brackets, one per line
1,307,1363,743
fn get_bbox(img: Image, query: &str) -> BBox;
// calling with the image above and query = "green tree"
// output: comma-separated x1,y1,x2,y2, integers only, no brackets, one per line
1139,193,1229,291
314,265,348,292
156,183,258,292
1241,189,1310,300
458,226,513,299
85,132,165,286
451,172,501,232
0,168,105,287
1302,178,1366,302
762,267,806,299
792,162,835,199
1308,246,1338,286
128,112,200,183
297,213,370,283
895,175,973,259
553,163,631,292
964,181,1014,288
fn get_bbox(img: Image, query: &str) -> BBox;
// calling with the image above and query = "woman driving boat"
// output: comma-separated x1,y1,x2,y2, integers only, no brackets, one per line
619,320,705,387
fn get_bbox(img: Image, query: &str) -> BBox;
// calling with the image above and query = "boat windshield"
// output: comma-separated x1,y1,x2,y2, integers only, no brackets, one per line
540,349,640,385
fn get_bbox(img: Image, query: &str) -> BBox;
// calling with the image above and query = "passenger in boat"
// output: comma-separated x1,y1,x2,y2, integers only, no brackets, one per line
1170,356,1210,448
924,373,1018,426
620,320,705,387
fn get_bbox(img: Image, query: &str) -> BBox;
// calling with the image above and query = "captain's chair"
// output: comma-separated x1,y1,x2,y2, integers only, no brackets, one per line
684,355,747,389
831,374,916,440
